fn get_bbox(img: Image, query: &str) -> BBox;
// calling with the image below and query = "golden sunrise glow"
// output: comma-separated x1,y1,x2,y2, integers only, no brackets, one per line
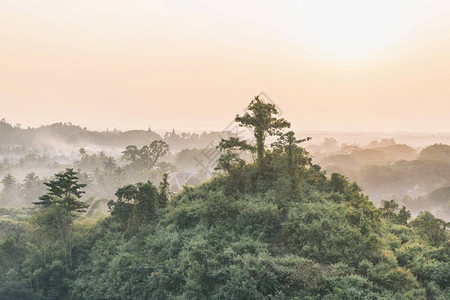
283,0,427,60
0,0,449,132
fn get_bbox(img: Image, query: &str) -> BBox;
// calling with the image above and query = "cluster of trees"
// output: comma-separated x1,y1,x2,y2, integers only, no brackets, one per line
0,118,234,153
76,140,174,200
122,140,170,169
0,173,46,206
0,98,448,299
316,141,450,220
0,139,174,207
397,186,450,221
358,155,450,196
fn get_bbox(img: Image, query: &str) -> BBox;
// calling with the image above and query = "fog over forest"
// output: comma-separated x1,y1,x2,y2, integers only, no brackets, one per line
1,118,449,221
1,99,449,299
1,1,450,298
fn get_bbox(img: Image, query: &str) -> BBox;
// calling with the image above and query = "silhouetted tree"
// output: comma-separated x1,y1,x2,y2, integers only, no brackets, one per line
34,168,88,266
21,172,45,204
122,140,170,169
1,174,20,205
218,96,290,165
34,168,88,214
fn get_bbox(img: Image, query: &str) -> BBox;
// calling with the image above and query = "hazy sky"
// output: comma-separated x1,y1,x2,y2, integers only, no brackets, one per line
1,0,449,132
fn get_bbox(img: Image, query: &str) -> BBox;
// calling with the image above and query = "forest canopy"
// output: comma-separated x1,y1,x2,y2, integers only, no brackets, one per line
0,98,448,300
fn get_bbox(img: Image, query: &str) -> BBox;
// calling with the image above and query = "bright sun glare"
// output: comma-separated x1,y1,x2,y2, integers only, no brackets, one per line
283,0,427,60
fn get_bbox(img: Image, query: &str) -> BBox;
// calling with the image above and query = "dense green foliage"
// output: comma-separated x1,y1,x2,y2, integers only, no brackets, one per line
0,101,449,299
33,168,87,213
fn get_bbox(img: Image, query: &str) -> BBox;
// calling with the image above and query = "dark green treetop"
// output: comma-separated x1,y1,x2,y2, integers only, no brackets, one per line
218,96,290,163
158,173,171,208
122,140,170,168
34,168,88,213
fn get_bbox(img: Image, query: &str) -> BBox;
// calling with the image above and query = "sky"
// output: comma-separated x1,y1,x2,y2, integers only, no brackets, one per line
1,0,449,132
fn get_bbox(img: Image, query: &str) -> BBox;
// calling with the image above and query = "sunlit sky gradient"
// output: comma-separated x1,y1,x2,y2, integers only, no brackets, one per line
1,0,449,132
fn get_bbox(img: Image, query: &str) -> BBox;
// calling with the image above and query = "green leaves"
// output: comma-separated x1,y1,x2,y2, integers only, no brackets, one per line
34,168,88,214
2,99,450,300
410,212,448,247
219,96,290,165
217,137,255,153
108,177,173,231
122,140,170,169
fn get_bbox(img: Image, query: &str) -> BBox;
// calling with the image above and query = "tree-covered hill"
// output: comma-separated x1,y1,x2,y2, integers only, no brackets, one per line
0,119,230,152
0,98,448,299
318,142,450,219
0,120,163,149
